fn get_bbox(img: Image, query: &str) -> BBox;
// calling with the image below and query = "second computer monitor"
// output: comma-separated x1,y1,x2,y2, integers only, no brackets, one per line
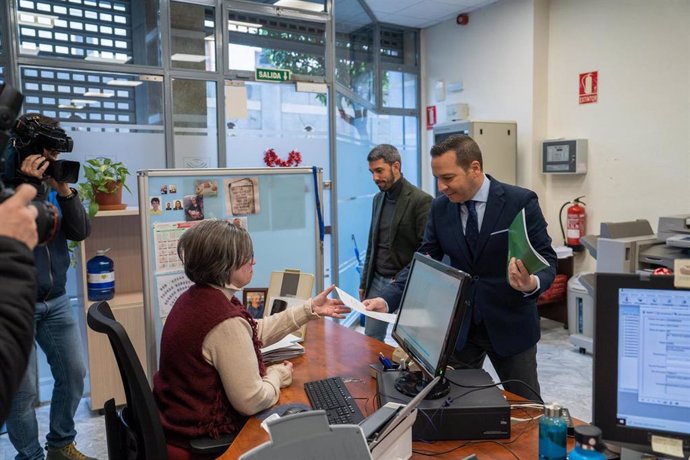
392,253,471,398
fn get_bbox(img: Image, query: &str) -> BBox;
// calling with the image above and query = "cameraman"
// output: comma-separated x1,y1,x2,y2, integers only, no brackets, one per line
3,114,94,460
0,185,39,425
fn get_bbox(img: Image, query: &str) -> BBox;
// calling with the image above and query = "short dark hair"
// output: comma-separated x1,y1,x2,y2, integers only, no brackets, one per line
367,144,401,165
430,135,483,170
177,220,253,286
151,197,160,204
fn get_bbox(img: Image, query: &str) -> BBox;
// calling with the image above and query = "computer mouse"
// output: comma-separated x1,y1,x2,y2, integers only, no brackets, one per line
283,407,309,416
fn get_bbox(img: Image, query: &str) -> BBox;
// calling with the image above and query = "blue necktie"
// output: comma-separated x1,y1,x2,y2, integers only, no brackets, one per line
465,200,479,255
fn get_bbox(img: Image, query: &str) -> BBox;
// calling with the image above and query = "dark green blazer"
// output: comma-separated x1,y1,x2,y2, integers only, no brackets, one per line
360,177,432,296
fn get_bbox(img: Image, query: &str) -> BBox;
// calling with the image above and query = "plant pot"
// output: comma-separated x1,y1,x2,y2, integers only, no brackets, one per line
94,181,126,211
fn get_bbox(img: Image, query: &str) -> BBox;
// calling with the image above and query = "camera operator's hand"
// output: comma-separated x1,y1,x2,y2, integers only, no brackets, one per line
19,152,72,196
20,154,50,180
0,184,39,250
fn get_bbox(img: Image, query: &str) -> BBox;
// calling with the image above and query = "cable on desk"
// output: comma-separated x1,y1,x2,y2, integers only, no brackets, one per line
444,377,544,405
510,403,544,423
353,397,370,416
412,440,471,457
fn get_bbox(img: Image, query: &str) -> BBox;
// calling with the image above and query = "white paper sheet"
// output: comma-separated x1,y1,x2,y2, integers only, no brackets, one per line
260,333,303,353
335,287,397,324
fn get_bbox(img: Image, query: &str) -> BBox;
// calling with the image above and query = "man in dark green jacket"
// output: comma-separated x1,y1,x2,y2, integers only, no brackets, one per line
359,144,432,341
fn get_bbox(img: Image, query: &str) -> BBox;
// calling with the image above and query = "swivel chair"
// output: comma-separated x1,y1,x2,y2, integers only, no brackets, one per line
87,301,234,460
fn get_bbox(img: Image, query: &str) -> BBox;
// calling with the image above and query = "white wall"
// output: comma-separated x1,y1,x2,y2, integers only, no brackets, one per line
424,0,690,272
546,0,690,271
422,0,538,187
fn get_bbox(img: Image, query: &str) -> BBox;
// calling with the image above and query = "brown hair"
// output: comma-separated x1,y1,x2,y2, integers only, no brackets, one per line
177,220,253,286
430,135,483,170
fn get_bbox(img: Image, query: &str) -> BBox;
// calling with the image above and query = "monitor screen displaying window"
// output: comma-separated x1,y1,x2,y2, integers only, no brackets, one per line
593,273,690,457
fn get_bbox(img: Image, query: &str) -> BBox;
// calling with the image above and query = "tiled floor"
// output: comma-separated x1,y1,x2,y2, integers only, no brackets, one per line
1,318,592,459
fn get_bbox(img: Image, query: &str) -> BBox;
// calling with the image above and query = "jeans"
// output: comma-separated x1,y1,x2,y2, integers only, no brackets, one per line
448,322,541,401
364,273,393,342
7,294,86,460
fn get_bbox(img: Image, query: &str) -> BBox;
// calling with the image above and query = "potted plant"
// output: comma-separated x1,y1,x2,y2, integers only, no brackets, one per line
78,158,132,217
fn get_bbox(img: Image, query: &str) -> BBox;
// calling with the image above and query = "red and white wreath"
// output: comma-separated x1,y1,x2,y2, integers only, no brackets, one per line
263,148,302,167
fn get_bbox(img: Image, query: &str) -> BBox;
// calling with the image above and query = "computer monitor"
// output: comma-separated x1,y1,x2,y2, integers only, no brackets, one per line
391,253,471,399
593,273,690,458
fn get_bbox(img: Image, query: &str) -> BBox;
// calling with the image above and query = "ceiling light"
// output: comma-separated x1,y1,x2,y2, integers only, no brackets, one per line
59,104,84,110
84,53,131,64
19,46,40,56
274,0,324,12
17,12,58,29
106,80,143,87
228,20,263,29
83,91,114,98
70,99,99,105
170,53,207,62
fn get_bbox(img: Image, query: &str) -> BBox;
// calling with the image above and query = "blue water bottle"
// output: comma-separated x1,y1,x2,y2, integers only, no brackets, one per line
539,403,567,459
568,425,606,460
87,249,115,301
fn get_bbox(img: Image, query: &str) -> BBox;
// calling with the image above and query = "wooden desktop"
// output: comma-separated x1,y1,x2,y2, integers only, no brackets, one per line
220,320,577,459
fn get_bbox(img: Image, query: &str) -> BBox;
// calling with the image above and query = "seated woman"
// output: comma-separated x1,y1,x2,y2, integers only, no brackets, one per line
153,220,349,458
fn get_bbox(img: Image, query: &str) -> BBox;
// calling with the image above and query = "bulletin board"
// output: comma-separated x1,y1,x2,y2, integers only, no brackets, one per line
137,167,324,377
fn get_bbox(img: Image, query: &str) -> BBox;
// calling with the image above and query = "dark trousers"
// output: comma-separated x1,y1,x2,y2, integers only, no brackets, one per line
448,322,541,401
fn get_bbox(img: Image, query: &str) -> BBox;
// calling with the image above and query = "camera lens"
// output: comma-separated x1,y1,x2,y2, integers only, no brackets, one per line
33,200,60,245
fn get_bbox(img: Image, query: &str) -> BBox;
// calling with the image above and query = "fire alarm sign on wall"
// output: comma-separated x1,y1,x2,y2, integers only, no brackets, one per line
579,71,598,104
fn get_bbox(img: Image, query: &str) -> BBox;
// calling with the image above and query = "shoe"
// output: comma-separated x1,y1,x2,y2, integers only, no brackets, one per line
45,442,97,460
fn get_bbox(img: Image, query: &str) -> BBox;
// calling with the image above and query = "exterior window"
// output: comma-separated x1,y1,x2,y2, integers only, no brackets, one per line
16,0,161,66
170,1,215,72
227,11,325,78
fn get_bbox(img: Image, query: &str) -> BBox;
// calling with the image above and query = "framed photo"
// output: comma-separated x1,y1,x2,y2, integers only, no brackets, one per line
243,288,268,319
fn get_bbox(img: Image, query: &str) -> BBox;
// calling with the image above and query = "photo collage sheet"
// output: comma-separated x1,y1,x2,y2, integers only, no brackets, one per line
148,176,261,320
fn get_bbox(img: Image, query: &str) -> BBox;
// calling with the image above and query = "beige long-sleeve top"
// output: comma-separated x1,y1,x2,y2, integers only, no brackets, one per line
201,286,319,416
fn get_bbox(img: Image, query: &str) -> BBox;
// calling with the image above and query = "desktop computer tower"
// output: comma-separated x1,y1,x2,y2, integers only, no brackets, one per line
376,369,510,441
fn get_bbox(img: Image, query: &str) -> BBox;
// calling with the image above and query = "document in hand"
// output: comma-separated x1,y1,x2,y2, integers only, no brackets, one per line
508,208,550,275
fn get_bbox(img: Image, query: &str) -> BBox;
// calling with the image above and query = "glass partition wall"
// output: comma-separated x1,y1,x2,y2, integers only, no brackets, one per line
1,0,420,318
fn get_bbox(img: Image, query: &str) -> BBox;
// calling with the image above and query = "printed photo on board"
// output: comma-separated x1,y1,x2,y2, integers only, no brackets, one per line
150,196,163,215
183,194,204,221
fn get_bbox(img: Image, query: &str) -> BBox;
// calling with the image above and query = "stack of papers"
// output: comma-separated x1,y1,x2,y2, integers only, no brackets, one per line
261,333,304,363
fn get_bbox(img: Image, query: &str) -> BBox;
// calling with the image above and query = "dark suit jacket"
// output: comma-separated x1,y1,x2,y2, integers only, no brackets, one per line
382,176,557,357
360,177,432,296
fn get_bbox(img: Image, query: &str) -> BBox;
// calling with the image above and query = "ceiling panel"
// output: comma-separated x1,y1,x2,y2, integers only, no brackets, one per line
363,0,498,29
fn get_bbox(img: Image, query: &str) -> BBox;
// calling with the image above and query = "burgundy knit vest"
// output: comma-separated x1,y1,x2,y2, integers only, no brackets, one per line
153,284,266,447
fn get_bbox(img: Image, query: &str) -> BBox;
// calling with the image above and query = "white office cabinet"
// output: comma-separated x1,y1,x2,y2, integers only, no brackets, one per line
433,120,517,185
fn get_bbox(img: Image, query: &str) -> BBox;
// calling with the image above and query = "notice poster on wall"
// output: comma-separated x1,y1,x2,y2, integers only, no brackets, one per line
153,221,201,273
579,71,598,104
156,272,193,319
225,177,260,215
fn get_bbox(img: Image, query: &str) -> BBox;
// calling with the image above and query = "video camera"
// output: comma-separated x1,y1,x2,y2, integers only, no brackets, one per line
0,83,60,244
12,113,80,184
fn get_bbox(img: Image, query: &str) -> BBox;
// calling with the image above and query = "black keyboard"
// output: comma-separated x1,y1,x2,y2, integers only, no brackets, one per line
304,377,365,425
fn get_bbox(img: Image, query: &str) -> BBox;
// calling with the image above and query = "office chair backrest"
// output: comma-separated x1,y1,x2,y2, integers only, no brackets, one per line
87,301,168,460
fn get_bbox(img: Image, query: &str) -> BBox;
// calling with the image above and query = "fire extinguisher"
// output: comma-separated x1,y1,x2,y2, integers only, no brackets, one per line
559,196,586,252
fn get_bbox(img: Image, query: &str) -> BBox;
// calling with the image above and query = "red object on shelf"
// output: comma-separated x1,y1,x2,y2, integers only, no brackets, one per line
538,274,569,304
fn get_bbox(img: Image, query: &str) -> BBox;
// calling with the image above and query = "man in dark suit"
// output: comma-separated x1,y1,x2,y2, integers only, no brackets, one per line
365,135,556,399
359,144,432,341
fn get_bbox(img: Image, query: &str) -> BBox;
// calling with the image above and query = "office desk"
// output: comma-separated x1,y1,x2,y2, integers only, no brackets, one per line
221,320,576,459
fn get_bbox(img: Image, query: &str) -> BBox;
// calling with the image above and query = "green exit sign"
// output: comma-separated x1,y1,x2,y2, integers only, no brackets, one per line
255,67,291,82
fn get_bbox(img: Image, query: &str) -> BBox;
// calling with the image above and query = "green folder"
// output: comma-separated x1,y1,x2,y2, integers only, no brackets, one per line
507,208,549,275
